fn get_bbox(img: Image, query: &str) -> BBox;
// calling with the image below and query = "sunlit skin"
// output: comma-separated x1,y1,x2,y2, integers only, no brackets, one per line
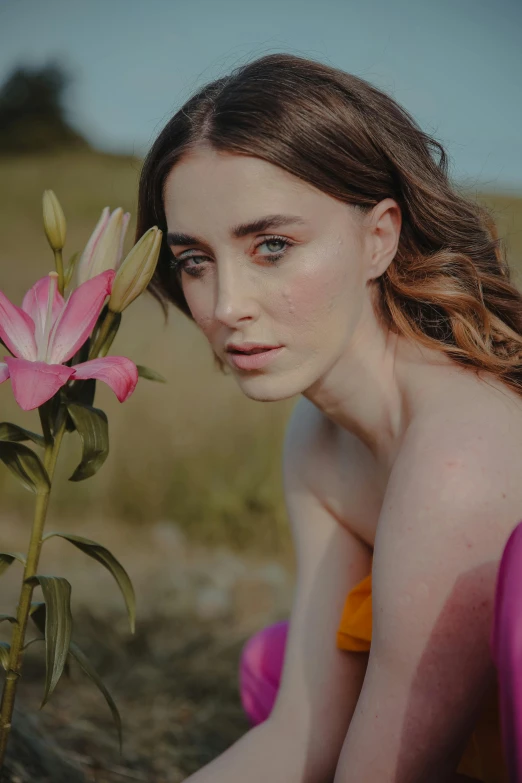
163,146,455,472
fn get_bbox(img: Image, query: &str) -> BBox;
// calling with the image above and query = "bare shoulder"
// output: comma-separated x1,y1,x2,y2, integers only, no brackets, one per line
284,397,369,499
411,365,522,438
282,396,344,511
284,397,385,552
381,369,522,567
370,369,522,648
399,369,522,487
283,396,337,483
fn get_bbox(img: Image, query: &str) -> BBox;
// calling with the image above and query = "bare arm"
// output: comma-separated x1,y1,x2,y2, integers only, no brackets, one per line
333,413,521,782
183,719,312,783
184,398,373,782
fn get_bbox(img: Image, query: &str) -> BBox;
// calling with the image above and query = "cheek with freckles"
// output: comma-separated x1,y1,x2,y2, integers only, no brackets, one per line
195,312,214,336
276,251,356,344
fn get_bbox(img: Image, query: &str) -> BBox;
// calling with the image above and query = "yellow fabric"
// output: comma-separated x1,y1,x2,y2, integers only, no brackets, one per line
336,570,508,782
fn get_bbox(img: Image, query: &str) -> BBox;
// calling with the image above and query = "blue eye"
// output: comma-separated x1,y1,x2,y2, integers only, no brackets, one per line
169,235,294,278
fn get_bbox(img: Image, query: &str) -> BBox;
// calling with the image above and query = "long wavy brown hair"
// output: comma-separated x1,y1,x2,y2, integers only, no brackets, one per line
136,52,522,395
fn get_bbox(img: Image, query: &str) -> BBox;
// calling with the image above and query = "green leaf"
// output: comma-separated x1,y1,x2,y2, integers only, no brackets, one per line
0,441,50,494
136,365,167,383
28,604,70,679
43,533,135,633
72,377,96,407
0,551,27,576
0,642,10,671
0,614,17,625
69,640,123,754
29,602,116,740
40,392,63,437
25,576,73,707
65,402,109,481
0,422,45,448
60,380,96,434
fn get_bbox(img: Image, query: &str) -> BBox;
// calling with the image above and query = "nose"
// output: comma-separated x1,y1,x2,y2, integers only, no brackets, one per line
213,262,259,326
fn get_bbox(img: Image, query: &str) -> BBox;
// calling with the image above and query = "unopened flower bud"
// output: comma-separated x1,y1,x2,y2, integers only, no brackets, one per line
43,190,66,251
76,207,131,286
88,207,130,280
108,227,162,313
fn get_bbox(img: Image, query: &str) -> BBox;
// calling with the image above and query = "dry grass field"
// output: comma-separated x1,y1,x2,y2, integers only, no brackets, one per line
0,149,521,780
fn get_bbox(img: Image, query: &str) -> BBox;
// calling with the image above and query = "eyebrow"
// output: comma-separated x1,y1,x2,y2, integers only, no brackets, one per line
166,214,307,246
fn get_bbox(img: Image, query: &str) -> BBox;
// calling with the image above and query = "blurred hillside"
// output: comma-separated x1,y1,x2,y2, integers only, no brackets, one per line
0,62,90,155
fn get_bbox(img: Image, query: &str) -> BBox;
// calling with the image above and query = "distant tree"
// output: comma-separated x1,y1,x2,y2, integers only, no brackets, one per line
0,61,90,154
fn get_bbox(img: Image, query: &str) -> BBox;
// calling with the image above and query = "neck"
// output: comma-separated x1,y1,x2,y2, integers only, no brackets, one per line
302,298,416,472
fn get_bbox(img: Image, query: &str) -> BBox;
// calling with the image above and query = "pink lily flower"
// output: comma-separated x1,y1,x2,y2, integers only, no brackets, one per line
0,270,138,411
76,207,131,286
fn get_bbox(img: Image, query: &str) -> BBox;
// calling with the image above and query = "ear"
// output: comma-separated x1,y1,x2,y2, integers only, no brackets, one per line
362,198,402,281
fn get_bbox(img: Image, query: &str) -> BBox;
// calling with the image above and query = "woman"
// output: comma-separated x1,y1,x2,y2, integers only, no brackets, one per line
136,53,522,782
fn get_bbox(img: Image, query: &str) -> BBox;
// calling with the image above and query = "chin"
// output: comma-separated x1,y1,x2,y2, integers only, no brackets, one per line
234,373,308,403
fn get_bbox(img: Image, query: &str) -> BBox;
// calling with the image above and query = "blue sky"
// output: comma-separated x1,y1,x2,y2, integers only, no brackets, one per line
0,0,521,191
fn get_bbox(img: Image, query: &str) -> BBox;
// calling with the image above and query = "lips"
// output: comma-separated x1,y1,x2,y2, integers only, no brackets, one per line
230,348,269,355
227,346,284,370
227,344,282,354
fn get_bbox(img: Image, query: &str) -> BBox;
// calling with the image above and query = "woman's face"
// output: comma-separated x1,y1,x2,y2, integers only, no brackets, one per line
163,146,383,402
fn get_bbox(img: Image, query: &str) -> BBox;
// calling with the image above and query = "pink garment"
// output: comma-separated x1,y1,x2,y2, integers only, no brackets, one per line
490,518,522,782
239,619,288,726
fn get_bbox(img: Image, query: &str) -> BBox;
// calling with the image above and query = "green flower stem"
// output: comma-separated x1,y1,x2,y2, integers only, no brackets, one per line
38,399,54,445
98,327,117,358
0,403,68,766
54,250,65,297
88,308,117,360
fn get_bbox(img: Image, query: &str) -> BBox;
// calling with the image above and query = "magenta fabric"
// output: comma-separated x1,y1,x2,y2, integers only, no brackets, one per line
239,620,288,726
491,517,522,782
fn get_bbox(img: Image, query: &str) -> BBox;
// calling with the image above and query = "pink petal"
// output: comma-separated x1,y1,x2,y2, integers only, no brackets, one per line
0,361,9,383
47,269,115,365
72,356,138,402
76,207,111,286
0,290,37,360
21,275,65,355
3,356,74,411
